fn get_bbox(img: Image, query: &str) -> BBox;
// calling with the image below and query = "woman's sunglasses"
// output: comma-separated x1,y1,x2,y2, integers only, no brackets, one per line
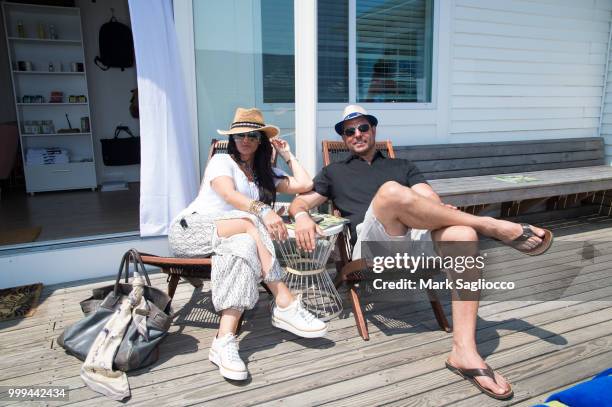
232,131,262,142
343,123,371,137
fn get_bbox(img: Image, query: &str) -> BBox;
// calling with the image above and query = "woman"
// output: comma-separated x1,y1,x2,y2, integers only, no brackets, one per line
168,107,326,381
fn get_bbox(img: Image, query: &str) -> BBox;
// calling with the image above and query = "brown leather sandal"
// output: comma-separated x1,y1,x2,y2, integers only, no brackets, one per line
504,223,553,256
445,361,514,400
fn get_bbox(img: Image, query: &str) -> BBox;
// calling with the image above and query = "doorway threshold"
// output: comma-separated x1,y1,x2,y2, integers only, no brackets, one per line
0,231,141,255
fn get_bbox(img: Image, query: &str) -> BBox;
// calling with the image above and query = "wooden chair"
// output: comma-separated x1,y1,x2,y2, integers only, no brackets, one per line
140,138,274,333
322,140,451,340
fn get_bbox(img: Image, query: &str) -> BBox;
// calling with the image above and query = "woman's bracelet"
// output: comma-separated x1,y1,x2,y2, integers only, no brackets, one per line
248,200,271,218
248,200,263,215
284,153,295,166
293,211,309,220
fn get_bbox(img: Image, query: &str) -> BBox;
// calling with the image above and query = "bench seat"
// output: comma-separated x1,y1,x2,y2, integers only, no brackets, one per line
430,165,612,207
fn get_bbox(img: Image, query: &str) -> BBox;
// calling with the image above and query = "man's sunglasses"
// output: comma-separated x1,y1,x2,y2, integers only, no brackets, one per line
343,123,371,137
232,131,262,142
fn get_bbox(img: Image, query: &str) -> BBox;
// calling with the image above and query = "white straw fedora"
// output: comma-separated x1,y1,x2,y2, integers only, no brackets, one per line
217,107,280,138
334,105,378,135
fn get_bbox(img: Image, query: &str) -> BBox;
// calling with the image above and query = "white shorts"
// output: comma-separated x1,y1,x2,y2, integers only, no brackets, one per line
351,203,437,260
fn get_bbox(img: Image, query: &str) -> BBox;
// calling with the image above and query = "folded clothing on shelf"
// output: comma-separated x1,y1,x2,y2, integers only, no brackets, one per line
26,148,70,165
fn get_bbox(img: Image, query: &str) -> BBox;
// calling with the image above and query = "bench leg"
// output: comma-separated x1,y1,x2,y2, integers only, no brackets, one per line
349,283,369,341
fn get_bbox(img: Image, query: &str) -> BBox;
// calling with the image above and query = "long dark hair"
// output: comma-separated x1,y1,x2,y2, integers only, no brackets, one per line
228,133,285,207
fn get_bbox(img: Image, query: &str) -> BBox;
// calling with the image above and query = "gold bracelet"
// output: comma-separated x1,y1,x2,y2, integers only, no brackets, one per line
248,200,263,215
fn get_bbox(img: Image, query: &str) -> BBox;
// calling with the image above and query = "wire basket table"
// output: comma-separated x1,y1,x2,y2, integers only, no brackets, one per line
274,217,348,321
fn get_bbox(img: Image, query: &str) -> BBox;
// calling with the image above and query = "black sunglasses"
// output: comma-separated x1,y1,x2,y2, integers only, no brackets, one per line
343,123,371,137
232,131,262,141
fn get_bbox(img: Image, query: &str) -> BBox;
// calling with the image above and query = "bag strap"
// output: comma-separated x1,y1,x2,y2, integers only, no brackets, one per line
114,125,136,139
114,249,152,296
94,56,110,71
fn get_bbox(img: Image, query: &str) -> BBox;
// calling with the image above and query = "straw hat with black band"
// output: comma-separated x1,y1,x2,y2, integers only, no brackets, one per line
217,107,280,138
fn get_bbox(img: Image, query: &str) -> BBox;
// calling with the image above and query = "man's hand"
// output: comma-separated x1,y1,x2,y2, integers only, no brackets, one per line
262,210,288,241
294,215,323,252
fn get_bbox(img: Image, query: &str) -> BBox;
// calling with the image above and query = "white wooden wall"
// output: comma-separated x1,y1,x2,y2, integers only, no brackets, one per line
450,0,612,143
601,9,612,163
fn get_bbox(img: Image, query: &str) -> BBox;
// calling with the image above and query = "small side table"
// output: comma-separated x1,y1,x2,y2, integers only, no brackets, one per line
275,220,346,321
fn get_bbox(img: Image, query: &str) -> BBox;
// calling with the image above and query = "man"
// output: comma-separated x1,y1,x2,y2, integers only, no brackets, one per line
288,105,553,400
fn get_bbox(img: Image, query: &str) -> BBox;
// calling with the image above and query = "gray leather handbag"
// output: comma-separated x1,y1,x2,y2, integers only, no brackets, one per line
57,249,174,372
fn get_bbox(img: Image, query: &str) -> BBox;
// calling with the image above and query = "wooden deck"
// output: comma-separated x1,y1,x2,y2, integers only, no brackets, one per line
1,215,612,406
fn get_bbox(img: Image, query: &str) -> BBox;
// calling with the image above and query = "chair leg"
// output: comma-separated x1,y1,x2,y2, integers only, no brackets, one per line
426,288,452,333
260,282,273,297
167,272,180,300
349,283,369,341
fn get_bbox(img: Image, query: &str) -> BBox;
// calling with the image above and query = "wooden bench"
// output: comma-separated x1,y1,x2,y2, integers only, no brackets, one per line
394,137,612,215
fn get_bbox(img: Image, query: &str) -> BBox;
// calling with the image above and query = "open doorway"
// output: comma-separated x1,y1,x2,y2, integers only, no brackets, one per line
0,0,140,247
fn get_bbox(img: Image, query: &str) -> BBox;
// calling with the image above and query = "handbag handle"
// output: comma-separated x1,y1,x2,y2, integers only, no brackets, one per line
114,249,152,296
114,125,136,139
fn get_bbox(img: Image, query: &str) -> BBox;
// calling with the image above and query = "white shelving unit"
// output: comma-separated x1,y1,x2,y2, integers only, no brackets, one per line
2,1,97,194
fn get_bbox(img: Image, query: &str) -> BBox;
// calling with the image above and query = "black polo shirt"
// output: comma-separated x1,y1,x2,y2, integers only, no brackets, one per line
313,150,427,244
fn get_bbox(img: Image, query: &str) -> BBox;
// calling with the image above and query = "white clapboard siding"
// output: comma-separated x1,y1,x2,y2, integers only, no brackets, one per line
601,41,612,164
451,0,612,142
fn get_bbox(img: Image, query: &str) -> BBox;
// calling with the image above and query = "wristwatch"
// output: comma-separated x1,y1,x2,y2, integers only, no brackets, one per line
258,205,272,218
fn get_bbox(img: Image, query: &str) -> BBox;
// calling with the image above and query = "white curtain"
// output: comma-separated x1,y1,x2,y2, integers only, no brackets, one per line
128,0,199,236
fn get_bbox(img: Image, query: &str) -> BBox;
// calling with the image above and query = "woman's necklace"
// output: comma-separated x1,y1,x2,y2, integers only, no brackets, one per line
234,156,256,182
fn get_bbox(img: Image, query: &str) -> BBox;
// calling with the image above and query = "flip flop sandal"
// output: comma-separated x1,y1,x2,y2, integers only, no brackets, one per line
445,361,514,400
505,223,553,256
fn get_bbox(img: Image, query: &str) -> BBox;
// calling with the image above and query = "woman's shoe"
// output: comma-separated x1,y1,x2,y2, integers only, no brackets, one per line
209,333,248,381
272,296,328,338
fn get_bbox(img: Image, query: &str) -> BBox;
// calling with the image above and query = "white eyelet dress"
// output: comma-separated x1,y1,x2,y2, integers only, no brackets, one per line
168,154,286,312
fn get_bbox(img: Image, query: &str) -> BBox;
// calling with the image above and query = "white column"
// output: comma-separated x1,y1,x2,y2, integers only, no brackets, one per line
172,0,200,177
294,0,317,175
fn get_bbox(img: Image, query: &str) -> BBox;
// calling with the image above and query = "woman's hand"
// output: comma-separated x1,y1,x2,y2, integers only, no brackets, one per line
270,137,292,162
262,210,288,241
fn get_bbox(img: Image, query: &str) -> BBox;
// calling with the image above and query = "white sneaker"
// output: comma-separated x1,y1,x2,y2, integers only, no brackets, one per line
272,296,328,338
208,333,248,381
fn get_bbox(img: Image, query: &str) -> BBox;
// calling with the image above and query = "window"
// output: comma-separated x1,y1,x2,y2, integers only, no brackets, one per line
260,0,434,104
355,0,434,103
261,0,294,103
318,0,349,103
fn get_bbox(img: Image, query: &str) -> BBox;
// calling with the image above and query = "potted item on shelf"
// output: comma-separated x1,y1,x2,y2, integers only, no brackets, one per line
16,61,33,71
16,20,26,37
49,91,64,103
49,25,58,40
70,62,84,72
37,22,47,39
23,121,41,134
80,117,90,132
41,120,55,134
